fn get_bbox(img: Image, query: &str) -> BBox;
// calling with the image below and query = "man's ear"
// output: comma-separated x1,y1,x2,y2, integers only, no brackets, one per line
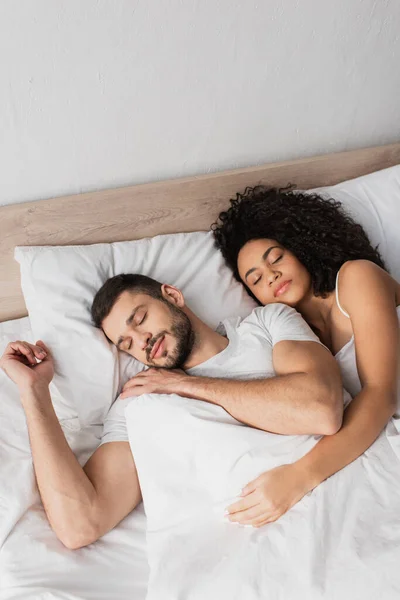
161,284,185,307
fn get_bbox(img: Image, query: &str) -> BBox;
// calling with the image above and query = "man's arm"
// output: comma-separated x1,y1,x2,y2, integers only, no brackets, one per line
179,340,342,435
121,340,343,435
1,341,140,550
24,385,140,549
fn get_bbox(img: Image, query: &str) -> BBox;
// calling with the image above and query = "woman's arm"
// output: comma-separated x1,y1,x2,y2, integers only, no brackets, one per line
227,260,399,527
298,261,398,480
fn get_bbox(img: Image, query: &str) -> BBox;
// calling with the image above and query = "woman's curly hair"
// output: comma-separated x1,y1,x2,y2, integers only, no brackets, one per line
212,186,385,298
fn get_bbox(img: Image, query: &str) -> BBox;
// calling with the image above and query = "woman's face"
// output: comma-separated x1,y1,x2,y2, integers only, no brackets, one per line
237,239,312,307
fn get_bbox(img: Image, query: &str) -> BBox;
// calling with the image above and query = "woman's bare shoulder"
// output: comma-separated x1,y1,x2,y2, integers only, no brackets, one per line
338,260,398,314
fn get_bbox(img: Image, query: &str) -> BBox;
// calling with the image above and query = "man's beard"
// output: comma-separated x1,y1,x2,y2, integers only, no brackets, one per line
146,303,195,369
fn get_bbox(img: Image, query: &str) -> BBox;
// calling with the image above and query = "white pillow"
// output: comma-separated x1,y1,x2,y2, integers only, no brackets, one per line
312,164,400,281
15,232,257,426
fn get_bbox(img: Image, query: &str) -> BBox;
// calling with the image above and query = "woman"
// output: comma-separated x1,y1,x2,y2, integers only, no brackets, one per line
213,186,400,528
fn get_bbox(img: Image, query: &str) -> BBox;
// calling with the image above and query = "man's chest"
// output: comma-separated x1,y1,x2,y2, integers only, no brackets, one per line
200,334,275,380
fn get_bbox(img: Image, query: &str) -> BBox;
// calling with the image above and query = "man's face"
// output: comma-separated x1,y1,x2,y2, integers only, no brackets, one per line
102,290,195,368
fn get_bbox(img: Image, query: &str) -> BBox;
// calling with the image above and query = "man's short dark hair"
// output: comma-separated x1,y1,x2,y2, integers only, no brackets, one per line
91,273,163,328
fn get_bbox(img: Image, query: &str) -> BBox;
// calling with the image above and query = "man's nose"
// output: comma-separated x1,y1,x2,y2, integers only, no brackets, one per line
133,330,151,352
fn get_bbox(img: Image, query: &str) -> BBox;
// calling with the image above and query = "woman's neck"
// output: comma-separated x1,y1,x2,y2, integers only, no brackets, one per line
297,290,336,334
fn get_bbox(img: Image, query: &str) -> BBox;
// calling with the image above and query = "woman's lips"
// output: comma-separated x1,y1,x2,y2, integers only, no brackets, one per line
274,280,292,298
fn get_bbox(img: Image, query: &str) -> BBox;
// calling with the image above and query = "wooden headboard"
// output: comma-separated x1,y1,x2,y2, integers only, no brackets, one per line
1,142,400,322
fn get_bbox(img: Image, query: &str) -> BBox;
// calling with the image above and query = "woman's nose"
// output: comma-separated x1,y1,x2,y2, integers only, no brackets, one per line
268,270,280,286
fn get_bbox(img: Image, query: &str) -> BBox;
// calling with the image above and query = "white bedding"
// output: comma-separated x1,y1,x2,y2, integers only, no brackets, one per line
2,321,400,600
127,394,400,600
3,164,400,598
0,318,149,600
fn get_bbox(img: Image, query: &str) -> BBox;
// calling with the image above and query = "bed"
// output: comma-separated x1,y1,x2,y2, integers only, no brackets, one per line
1,143,400,600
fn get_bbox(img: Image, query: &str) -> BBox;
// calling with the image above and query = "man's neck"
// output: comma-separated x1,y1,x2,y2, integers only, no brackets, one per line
183,310,229,370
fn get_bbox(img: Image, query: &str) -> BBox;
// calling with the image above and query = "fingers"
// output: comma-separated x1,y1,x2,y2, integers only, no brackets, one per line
227,503,281,527
122,372,149,391
8,341,46,365
227,490,258,515
36,340,51,357
122,369,154,395
241,478,258,497
253,510,282,527
228,504,264,525
122,381,139,392
226,483,284,527
253,516,276,528
120,386,144,399
120,390,133,399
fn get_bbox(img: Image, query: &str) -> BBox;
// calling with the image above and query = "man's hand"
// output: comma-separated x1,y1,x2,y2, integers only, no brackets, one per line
226,463,311,528
120,367,188,399
0,340,54,393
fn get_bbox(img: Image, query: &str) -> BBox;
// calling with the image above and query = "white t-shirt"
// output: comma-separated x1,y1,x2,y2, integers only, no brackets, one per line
101,304,324,445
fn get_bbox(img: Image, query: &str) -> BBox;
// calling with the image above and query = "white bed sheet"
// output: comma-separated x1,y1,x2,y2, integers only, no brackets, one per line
0,318,149,600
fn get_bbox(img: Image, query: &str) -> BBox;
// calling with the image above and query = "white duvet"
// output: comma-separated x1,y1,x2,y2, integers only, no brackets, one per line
2,319,400,600
0,319,149,600
126,393,400,600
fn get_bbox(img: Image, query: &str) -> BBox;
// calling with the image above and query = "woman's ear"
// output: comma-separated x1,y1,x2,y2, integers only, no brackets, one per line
161,284,185,307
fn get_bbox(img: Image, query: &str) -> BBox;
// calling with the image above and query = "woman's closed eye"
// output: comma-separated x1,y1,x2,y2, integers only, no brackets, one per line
251,275,262,286
269,252,283,264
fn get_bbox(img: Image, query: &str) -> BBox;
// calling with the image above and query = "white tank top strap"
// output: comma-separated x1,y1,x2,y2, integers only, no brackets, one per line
335,271,350,319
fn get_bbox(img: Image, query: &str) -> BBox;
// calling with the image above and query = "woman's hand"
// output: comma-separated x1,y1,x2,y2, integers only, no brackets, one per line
0,340,54,393
226,463,311,528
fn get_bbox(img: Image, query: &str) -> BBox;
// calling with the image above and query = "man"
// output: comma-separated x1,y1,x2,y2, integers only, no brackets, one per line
0,273,342,550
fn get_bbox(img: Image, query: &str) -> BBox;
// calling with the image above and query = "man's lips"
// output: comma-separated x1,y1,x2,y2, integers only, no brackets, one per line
274,280,292,298
150,336,165,360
